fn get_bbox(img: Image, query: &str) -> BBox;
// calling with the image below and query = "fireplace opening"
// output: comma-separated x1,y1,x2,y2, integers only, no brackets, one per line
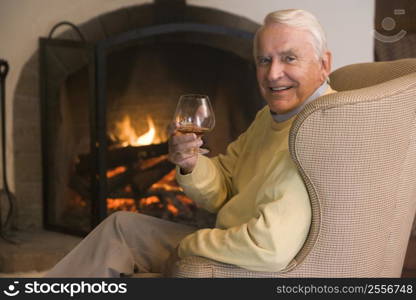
41,22,263,236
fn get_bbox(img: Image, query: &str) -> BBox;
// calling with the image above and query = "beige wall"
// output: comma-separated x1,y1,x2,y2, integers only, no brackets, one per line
189,0,375,69
0,0,374,192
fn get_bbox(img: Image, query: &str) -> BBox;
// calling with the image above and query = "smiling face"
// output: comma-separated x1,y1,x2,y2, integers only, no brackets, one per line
255,23,332,114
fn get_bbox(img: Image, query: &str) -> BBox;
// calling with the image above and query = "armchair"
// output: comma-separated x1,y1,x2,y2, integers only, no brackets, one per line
171,59,416,277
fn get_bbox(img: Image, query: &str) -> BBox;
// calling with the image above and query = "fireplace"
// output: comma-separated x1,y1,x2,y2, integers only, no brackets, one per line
39,3,263,236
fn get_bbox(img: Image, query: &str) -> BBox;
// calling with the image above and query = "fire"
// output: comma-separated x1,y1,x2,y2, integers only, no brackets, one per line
110,115,165,147
104,114,195,218
70,111,202,224
167,202,179,215
149,169,183,192
107,198,137,212
106,169,194,217
140,196,160,206
107,165,127,178
136,115,156,145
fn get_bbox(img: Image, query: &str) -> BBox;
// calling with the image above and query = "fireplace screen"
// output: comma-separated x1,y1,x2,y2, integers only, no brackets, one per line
40,23,262,236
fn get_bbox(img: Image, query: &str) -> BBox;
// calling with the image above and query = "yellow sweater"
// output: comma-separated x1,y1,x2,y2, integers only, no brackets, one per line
176,87,334,271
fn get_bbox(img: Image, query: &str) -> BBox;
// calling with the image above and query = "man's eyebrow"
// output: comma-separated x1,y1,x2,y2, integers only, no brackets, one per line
256,49,299,57
279,49,297,56
256,48,299,58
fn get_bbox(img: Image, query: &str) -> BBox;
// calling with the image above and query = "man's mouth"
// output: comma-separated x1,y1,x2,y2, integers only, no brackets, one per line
269,86,293,92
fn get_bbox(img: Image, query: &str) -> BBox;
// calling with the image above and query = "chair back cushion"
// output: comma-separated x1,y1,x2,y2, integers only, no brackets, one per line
329,58,416,91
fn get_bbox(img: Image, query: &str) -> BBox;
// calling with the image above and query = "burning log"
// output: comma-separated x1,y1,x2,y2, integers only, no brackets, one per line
107,158,174,197
75,143,169,175
137,189,196,222
107,167,134,193
70,154,174,200
131,159,174,196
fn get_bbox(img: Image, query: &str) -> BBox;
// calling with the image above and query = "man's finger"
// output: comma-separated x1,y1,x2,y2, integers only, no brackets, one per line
171,138,202,152
169,133,198,147
171,148,198,162
167,122,178,136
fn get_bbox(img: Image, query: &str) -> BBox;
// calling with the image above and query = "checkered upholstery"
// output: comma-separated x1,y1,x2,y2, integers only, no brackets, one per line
171,59,416,277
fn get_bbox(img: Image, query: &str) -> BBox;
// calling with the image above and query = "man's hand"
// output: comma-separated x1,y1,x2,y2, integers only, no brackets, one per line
162,246,181,277
168,122,202,174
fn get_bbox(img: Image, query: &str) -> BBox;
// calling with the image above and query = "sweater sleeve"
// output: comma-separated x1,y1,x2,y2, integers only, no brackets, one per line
177,154,312,272
176,128,248,213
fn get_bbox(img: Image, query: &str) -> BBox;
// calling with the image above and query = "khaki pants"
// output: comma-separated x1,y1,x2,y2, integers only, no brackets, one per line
45,211,198,277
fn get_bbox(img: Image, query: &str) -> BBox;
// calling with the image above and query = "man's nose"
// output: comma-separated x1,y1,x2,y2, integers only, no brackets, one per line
267,60,284,81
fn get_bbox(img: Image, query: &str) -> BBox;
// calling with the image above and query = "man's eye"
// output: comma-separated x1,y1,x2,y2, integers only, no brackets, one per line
284,56,296,63
257,57,271,65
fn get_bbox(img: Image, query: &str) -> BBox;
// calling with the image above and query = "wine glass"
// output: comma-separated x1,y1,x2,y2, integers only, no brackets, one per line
173,94,215,154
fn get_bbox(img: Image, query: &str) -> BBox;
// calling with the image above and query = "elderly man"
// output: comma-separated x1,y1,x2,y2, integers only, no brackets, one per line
46,9,335,277
169,8,334,272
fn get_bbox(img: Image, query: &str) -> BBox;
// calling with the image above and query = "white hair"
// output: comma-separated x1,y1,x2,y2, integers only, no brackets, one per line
254,9,328,60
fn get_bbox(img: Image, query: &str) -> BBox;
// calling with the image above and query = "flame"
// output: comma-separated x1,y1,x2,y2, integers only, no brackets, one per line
140,196,160,206
110,115,165,147
137,115,156,145
107,198,137,212
107,166,127,178
149,169,183,192
139,155,168,170
167,202,179,215
176,194,194,205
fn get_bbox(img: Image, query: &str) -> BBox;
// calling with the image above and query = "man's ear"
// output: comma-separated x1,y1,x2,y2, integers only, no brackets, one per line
321,50,332,81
